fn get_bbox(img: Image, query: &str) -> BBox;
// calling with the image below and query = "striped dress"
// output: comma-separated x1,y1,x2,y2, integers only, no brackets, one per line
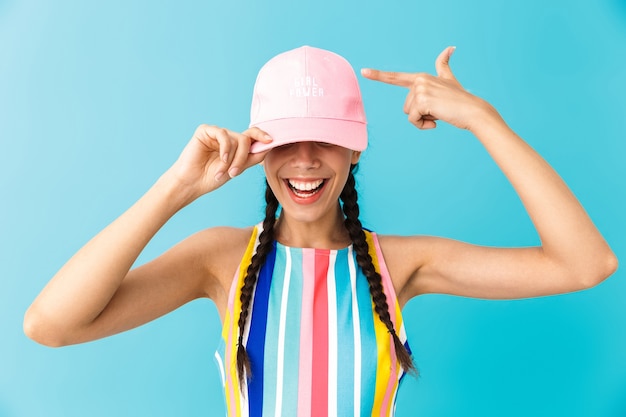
215,225,411,417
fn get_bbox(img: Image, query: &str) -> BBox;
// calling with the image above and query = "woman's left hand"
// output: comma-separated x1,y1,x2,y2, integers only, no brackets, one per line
361,46,497,132
365,47,618,303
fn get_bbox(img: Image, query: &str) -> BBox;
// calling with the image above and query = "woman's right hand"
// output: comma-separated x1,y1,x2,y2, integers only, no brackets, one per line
24,124,272,347
166,125,273,201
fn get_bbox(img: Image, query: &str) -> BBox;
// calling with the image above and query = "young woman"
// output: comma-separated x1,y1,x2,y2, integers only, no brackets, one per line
24,46,617,416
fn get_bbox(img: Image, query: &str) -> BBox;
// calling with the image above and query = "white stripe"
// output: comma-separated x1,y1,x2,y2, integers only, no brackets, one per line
327,251,338,416
274,248,292,417
348,247,361,416
241,376,249,417
214,351,226,387
399,322,407,379
241,276,258,347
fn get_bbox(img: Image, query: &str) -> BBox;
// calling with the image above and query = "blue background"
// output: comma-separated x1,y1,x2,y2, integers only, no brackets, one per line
1,0,625,416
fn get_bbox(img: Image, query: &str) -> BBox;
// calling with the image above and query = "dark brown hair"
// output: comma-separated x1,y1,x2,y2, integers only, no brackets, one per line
236,167,415,385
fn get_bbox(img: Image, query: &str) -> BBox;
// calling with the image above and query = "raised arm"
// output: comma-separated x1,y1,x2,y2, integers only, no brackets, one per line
24,125,271,346
362,47,618,303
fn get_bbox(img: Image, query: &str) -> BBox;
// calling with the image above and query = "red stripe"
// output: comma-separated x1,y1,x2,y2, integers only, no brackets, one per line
311,250,329,416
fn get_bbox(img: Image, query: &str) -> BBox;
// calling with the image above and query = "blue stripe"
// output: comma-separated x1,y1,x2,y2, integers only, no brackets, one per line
261,244,287,415
355,258,377,415
246,242,276,416
334,248,354,416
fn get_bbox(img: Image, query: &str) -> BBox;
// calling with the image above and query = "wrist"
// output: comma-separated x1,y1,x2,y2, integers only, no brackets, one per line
466,98,507,136
154,170,201,211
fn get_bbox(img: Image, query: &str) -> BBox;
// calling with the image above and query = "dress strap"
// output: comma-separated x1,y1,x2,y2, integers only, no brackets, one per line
364,231,405,335
219,224,261,416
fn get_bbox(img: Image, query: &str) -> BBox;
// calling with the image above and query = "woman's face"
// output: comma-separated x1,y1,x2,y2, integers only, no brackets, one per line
263,141,361,225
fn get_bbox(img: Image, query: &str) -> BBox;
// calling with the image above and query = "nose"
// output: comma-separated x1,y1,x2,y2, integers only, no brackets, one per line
289,142,320,169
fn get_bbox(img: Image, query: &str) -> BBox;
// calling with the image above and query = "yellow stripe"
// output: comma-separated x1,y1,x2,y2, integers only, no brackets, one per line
365,231,393,416
224,226,259,417
222,309,234,417
386,298,404,417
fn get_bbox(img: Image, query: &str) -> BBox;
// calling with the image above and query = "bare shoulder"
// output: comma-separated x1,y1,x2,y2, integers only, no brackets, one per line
187,226,255,299
193,225,254,252
376,234,432,306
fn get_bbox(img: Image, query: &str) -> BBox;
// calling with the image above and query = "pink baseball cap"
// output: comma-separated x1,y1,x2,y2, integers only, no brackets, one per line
249,45,367,153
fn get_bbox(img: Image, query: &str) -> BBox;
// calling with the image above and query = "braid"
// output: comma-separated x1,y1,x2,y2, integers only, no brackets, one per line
236,181,279,386
341,166,416,374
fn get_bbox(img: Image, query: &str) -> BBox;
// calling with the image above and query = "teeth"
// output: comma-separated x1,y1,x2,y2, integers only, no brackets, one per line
288,179,323,191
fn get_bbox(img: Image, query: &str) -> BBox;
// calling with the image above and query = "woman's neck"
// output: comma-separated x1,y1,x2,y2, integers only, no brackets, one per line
274,206,350,249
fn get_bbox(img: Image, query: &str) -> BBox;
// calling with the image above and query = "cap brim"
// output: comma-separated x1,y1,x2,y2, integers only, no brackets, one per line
249,117,367,154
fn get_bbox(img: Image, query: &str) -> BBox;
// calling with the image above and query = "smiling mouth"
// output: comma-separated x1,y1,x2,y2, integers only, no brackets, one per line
286,179,326,198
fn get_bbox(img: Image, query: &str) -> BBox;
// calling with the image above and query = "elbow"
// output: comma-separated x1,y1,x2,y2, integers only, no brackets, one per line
579,250,619,289
607,250,619,276
23,307,70,348
601,250,619,281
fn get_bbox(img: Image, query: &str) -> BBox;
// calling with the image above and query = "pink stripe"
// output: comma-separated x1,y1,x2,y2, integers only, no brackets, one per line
311,250,329,416
371,233,398,327
297,249,315,417
380,354,398,417
373,233,400,416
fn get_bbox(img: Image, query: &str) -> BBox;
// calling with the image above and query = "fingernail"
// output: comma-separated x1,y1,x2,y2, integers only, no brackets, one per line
361,68,371,76
215,171,224,181
222,153,229,163
449,46,456,56
264,134,273,141
228,167,240,178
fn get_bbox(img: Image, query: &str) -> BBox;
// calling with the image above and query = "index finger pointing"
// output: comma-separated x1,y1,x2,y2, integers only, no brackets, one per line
360,68,414,87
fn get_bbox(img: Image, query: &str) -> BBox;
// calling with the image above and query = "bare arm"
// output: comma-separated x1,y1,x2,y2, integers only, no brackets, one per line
364,47,618,303
24,125,271,346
